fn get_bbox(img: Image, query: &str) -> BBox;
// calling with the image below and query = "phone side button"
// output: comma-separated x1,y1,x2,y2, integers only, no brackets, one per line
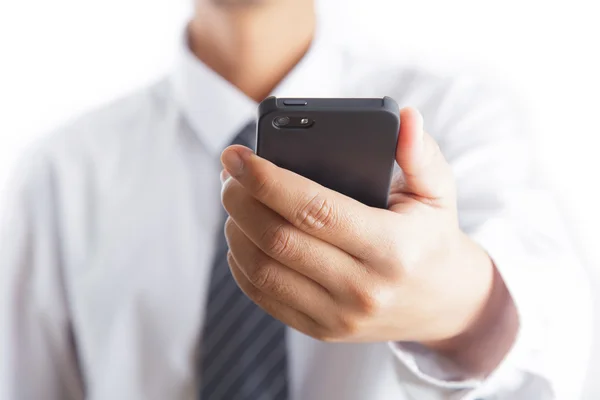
283,100,308,106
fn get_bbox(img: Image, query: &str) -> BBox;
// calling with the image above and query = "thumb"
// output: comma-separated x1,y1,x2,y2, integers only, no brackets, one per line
395,107,455,203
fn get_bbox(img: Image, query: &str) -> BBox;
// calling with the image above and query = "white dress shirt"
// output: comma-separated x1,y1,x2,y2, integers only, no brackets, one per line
0,29,593,400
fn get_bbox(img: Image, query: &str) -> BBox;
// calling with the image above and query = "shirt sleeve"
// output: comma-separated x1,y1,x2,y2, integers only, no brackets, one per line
0,148,85,400
388,76,594,400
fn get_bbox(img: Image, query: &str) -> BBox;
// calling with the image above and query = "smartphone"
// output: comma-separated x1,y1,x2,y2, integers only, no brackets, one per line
256,96,400,209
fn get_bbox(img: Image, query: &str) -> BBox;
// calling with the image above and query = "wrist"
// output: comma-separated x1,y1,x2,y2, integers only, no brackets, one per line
423,235,518,377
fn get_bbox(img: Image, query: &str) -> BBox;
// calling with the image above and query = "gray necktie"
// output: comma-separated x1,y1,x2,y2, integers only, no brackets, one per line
199,122,289,400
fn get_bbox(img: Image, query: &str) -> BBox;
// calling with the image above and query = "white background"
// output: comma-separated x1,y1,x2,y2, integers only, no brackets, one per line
1,0,599,397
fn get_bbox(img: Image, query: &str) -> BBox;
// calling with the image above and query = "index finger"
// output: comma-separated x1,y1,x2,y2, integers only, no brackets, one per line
221,145,396,260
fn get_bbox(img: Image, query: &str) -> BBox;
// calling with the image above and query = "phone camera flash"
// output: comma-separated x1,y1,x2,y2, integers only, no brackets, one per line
301,118,309,125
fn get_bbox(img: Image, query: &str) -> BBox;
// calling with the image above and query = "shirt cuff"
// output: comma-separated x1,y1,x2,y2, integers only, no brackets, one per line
389,341,481,389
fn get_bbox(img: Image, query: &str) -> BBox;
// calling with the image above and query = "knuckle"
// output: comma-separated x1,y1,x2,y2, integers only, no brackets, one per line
311,311,363,342
295,194,336,232
313,334,336,343
224,217,237,238
378,233,407,273
310,326,340,343
227,251,264,302
226,250,236,269
350,284,386,315
385,244,406,270
357,291,381,315
221,179,241,211
262,223,295,259
251,255,296,301
355,225,397,263
334,314,361,339
248,260,278,291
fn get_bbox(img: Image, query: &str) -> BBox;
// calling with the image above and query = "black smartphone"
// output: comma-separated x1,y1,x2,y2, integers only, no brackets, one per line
256,97,400,209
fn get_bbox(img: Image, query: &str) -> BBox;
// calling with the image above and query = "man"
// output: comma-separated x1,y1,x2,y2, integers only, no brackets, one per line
0,0,592,399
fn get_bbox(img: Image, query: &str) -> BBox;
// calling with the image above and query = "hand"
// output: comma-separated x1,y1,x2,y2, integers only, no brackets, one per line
221,108,517,375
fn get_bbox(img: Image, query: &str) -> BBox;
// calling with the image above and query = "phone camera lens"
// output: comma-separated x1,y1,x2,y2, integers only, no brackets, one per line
273,116,290,127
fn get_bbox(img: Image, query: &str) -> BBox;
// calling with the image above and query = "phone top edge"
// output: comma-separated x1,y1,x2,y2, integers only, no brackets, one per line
257,97,400,116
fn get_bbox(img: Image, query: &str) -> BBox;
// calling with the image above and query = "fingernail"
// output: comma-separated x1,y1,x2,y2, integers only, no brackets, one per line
222,149,244,176
220,169,231,184
413,109,425,156
415,109,425,141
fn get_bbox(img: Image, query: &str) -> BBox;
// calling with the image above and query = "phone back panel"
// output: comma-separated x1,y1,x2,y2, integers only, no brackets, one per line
256,97,400,209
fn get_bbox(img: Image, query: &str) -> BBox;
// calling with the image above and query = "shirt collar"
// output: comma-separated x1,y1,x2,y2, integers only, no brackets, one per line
171,24,344,155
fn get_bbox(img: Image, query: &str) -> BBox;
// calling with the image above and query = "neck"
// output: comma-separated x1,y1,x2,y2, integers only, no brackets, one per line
189,1,316,102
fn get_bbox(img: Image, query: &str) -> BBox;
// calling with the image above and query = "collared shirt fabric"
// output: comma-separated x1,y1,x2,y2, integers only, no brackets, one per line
0,30,593,400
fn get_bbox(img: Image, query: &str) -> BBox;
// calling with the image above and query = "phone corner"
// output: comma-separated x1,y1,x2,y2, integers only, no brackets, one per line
382,96,401,136
257,96,279,118
382,96,400,116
